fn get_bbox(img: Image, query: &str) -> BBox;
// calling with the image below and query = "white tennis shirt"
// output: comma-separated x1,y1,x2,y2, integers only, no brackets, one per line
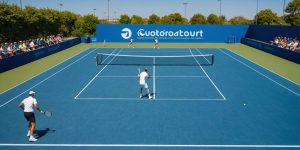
21,96,37,112
139,71,149,84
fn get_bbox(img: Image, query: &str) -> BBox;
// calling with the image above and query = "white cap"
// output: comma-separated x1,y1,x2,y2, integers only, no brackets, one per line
29,91,35,95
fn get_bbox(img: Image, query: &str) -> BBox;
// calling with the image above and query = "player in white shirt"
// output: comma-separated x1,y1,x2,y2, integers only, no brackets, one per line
154,37,159,49
138,68,152,99
128,38,135,48
19,91,43,142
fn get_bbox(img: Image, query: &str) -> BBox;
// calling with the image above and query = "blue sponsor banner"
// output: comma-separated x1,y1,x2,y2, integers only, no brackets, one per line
96,24,249,43
0,37,81,73
245,25,300,43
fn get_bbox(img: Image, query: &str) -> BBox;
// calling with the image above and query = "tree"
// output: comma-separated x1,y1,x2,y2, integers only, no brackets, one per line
148,14,160,24
219,15,227,24
59,11,78,36
190,13,206,24
160,15,169,24
0,3,24,41
207,14,219,24
285,0,300,14
119,14,131,24
160,13,186,24
72,15,100,36
254,9,279,25
131,15,144,24
229,16,251,24
284,0,300,25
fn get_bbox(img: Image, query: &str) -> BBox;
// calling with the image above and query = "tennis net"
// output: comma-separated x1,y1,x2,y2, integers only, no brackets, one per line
96,53,214,66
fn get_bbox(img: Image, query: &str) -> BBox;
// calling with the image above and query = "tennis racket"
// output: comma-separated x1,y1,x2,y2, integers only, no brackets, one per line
138,68,141,76
42,110,52,117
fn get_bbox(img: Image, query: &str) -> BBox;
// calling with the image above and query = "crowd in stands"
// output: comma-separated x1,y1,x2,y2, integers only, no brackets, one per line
0,34,64,59
271,36,300,52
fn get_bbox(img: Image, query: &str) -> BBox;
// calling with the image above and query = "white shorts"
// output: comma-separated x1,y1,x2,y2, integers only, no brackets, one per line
140,83,148,89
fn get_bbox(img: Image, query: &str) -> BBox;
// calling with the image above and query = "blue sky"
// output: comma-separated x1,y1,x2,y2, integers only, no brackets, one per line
8,0,291,20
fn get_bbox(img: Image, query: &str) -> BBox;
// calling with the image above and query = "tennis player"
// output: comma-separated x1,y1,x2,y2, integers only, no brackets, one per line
138,68,152,99
154,37,159,49
19,91,43,142
128,38,135,48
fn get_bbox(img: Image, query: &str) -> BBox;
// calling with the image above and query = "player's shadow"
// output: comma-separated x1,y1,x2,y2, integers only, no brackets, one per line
35,128,56,139
141,93,155,99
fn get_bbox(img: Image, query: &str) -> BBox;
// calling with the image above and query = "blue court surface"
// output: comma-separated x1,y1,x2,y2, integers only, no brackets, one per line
0,48,299,150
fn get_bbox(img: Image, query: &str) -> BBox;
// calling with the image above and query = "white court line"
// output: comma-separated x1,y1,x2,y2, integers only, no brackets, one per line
223,48,300,86
121,50,192,53
96,75,208,78
219,48,300,97
153,57,156,99
0,48,93,95
74,48,123,99
195,48,211,64
0,48,98,108
190,48,226,100
0,144,299,148
75,97,225,101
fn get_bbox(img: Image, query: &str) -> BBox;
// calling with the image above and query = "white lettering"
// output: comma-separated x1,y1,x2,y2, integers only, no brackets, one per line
136,29,204,38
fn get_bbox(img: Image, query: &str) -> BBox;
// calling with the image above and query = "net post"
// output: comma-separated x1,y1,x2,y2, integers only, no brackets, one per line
96,53,99,65
211,54,214,65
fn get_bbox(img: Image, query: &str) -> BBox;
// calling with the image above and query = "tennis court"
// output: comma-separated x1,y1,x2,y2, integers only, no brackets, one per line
0,47,299,150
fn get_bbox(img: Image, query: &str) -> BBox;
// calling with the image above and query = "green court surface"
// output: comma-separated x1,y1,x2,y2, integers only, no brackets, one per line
0,42,299,94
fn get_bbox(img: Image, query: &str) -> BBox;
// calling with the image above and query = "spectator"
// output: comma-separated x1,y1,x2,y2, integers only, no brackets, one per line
290,39,299,51
7,42,16,56
0,34,64,59
29,40,36,50
13,42,21,53
2,43,9,57
0,43,4,59
295,42,300,52
19,41,28,53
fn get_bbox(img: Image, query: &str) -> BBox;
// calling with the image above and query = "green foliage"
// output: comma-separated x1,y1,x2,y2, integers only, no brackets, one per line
229,16,252,24
119,14,131,24
284,0,300,25
219,15,227,24
160,13,186,24
0,3,85,42
207,14,219,24
285,0,300,14
190,13,206,24
284,14,300,25
255,9,279,25
0,3,24,41
148,14,160,24
72,15,100,36
131,15,144,24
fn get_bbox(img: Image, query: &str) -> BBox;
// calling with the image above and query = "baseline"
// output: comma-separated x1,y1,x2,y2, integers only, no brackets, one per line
75,97,225,101
0,144,299,148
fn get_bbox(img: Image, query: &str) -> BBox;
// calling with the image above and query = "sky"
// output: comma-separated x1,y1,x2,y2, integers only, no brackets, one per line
8,0,292,20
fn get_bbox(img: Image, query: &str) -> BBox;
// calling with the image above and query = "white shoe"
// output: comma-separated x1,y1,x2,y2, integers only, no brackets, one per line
149,96,152,99
27,131,30,137
139,95,142,98
29,136,37,142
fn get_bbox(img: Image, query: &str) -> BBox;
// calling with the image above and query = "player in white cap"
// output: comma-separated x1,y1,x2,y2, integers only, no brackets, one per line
19,91,43,142
138,68,152,99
